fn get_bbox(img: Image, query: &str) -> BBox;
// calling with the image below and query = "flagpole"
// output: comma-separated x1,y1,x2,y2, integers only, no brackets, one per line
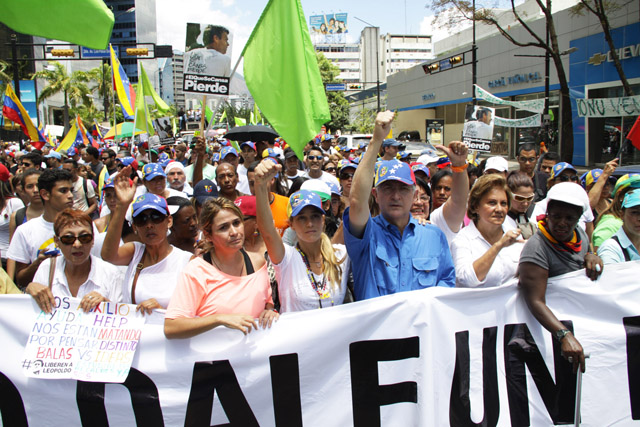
110,45,118,142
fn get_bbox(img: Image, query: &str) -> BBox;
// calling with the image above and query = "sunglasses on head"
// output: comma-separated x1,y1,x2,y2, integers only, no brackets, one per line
58,233,93,245
133,212,167,226
307,155,323,161
512,193,535,202
557,174,579,183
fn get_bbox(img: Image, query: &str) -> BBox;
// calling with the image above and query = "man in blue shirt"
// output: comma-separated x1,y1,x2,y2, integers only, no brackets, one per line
344,111,459,300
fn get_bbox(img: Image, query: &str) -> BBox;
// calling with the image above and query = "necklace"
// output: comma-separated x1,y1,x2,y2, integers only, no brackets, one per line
296,245,333,309
209,251,245,276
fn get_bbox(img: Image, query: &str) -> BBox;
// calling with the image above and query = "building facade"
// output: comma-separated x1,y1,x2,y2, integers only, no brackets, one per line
387,0,639,166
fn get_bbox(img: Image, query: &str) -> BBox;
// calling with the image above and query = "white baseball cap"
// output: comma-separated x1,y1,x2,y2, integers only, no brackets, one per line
546,182,589,213
484,156,509,173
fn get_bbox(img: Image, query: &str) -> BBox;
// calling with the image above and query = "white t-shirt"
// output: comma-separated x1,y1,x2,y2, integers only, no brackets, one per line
33,255,123,302
430,205,460,246
273,244,349,313
450,220,523,288
531,197,594,231
7,215,55,264
122,242,192,308
0,198,24,258
183,48,231,77
302,171,340,189
71,177,95,212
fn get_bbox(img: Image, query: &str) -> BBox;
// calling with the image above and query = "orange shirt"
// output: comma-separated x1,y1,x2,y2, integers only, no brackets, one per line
270,193,289,236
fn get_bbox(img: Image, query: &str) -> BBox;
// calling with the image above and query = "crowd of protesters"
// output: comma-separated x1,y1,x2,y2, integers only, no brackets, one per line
0,111,638,374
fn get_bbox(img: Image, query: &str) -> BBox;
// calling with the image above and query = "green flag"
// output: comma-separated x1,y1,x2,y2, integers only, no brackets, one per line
139,64,170,114
253,103,262,124
218,110,227,124
134,80,154,136
0,0,114,50
242,0,330,159
234,117,247,127
205,105,214,123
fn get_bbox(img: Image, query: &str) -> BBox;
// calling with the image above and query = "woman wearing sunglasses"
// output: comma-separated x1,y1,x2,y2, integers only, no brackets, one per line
102,166,192,314
451,175,523,288
26,209,122,313
505,171,536,239
254,159,349,312
531,162,595,240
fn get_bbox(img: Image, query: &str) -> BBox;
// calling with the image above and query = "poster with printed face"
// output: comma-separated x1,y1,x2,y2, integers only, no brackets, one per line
309,13,348,43
183,23,233,95
462,105,495,152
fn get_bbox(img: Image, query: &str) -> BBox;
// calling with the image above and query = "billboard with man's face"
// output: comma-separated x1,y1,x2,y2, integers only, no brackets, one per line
309,13,348,44
462,105,495,152
183,23,234,96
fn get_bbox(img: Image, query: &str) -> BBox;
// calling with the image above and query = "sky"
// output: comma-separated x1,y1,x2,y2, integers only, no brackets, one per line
155,0,460,68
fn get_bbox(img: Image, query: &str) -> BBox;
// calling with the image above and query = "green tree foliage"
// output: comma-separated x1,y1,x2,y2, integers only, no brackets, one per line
316,52,350,133
33,62,93,132
350,107,376,134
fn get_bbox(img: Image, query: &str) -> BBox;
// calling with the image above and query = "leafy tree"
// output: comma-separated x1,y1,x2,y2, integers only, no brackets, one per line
33,62,93,133
316,52,350,133
570,0,634,95
87,62,114,120
428,0,576,161
349,107,376,134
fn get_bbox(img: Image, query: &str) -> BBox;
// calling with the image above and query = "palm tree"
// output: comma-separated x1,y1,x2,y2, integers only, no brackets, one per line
87,62,114,121
33,62,93,132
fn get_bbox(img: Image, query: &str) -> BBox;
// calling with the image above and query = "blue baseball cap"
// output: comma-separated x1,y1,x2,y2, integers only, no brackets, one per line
374,160,414,187
159,158,172,169
340,162,357,173
240,142,256,151
287,190,324,218
67,147,78,157
551,162,577,179
158,152,170,162
211,152,220,162
437,156,451,169
220,146,238,159
358,141,368,150
45,151,62,160
410,162,430,178
398,151,410,159
623,190,640,208
119,156,139,170
103,176,115,190
193,179,219,205
142,163,166,181
327,181,341,197
382,138,401,147
262,148,278,158
131,193,169,218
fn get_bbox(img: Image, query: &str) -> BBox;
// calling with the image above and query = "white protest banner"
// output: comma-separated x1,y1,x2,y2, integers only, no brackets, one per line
475,84,545,113
576,95,640,117
494,114,541,128
1,261,639,426
22,298,144,382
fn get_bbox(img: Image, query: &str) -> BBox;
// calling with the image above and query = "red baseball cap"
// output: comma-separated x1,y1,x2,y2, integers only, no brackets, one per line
0,164,10,182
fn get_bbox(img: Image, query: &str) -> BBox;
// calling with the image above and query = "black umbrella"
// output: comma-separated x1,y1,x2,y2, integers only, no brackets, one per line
225,125,279,142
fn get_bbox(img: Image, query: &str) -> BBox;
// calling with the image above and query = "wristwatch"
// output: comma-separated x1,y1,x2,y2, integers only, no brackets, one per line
554,329,571,342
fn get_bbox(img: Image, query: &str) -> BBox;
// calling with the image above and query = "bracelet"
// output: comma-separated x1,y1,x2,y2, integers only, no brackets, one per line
271,308,279,314
451,163,468,173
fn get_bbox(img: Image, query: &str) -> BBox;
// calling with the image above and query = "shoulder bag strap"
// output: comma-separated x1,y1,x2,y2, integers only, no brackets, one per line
240,248,255,275
47,256,57,290
612,235,631,262
130,250,145,304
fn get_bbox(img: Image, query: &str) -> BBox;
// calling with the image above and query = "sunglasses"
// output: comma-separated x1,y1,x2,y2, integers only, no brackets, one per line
340,173,354,180
325,167,336,172
512,193,535,202
518,156,537,163
58,233,93,245
557,175,579,183
307,155,323,161
133,212,167,226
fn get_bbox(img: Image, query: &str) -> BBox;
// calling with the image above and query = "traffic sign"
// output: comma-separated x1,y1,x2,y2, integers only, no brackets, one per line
81,46,118,58
326,83,346,91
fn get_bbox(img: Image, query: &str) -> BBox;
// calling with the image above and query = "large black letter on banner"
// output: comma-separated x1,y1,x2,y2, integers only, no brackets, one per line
623,316,640,419
76,368,163,427
270,354,303,427
349,336,419,427
449,327,499,427
504,322,576,426
184,360,258,427
0,371,28,426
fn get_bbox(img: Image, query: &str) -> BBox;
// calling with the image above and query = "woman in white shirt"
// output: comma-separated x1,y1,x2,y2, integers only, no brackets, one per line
254,159,349,312
102,166,192,314
0,174,24,267
451,174,524,288
26,208,122,313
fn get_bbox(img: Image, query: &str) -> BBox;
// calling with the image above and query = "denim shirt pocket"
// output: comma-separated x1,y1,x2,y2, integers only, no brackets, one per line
412,257,439,288
374,245,399,293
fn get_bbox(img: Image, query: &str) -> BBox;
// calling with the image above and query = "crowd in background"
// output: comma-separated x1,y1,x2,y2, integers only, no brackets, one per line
0,111,638,373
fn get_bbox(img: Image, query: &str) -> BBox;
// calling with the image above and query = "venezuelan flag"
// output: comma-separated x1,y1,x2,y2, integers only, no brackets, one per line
2,84,47,149
110,44,136,120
